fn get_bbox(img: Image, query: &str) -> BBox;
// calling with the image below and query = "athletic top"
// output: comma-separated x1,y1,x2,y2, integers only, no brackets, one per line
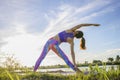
58,31,74,42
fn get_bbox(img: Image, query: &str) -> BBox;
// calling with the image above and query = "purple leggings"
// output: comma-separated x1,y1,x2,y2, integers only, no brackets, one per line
34,38,76,71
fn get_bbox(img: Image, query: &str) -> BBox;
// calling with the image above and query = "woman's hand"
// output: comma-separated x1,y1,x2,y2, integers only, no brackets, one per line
92,24,100,26
74,67,82,73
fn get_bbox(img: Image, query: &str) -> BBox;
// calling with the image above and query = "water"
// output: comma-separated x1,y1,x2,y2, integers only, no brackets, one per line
37,65,118,73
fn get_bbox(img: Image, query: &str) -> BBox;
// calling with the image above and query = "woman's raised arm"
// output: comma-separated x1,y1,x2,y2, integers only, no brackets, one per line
70,23,100,31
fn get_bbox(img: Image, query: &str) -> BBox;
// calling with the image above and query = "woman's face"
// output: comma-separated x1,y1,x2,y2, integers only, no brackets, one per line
74,31,79,35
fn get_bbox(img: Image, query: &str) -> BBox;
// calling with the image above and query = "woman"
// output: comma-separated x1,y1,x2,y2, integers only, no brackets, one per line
34,23,100,72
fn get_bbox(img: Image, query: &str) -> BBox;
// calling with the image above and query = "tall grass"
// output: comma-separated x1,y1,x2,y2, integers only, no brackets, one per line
0,69,20,80
5,70,14,80
0,65,120,80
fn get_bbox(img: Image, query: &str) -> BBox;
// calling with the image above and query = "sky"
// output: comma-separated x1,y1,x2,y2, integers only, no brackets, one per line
0,0,120,67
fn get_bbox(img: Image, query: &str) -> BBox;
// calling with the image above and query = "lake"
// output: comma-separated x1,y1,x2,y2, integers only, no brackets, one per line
37,65,118,73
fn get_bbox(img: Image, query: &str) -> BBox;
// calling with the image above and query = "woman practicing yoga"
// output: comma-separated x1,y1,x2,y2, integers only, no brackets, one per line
34,23,100,72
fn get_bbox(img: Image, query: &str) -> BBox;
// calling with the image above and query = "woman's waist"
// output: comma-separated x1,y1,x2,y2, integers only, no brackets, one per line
49,36,61,44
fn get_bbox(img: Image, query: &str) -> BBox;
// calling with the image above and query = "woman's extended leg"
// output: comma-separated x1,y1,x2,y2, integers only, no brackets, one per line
34,42,50,71
51,46,62,59
52,45,76,71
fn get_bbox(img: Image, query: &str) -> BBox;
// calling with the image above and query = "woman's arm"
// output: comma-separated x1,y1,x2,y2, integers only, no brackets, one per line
68,39,77,67
67,38,83,72
70,23,100,31
69,39,83,73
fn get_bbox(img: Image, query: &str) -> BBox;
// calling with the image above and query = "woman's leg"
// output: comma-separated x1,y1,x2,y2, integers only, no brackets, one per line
34,42,50,71
51,45,62,59
51,45,76,71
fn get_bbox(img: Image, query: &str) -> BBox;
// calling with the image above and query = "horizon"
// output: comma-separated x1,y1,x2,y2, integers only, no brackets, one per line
0,0,120,67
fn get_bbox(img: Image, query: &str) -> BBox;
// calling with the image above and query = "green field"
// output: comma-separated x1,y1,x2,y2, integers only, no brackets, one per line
0,65,120,80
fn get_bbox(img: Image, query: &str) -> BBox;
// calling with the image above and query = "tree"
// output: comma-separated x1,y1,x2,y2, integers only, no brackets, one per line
93,60,102,64
108,57,114,62
115,55,120,62
85,61,88,64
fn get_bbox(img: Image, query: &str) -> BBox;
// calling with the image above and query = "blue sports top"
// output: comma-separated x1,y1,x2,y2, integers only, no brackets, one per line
58,31,74,42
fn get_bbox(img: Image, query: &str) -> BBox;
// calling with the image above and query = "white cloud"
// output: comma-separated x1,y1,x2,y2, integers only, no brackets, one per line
44,0,116,35
0,27,17,48
1,27,40,66
72,48,120,64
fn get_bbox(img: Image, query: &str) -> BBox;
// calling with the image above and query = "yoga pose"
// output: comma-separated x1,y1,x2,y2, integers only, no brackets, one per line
34,23,100,72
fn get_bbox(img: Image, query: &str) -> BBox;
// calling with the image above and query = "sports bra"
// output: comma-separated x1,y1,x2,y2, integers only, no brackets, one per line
58,31,74,42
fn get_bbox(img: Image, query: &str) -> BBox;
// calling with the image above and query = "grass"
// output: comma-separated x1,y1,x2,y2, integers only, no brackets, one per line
0,65,120,80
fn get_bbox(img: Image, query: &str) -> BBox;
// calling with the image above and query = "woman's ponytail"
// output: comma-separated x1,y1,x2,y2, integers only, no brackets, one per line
80,37,86,50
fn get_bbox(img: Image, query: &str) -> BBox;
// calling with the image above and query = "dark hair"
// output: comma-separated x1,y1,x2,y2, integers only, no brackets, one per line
75,31,83,38
80,37,86,50
75,31,86,50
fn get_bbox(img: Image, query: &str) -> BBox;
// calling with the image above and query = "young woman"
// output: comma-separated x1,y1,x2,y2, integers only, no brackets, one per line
34,23,100,72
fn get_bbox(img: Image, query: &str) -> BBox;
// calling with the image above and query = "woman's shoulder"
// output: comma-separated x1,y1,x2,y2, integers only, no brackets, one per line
65,29,74,33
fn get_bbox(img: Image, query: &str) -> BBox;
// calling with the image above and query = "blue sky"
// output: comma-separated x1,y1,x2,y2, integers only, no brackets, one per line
0,0,120,67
